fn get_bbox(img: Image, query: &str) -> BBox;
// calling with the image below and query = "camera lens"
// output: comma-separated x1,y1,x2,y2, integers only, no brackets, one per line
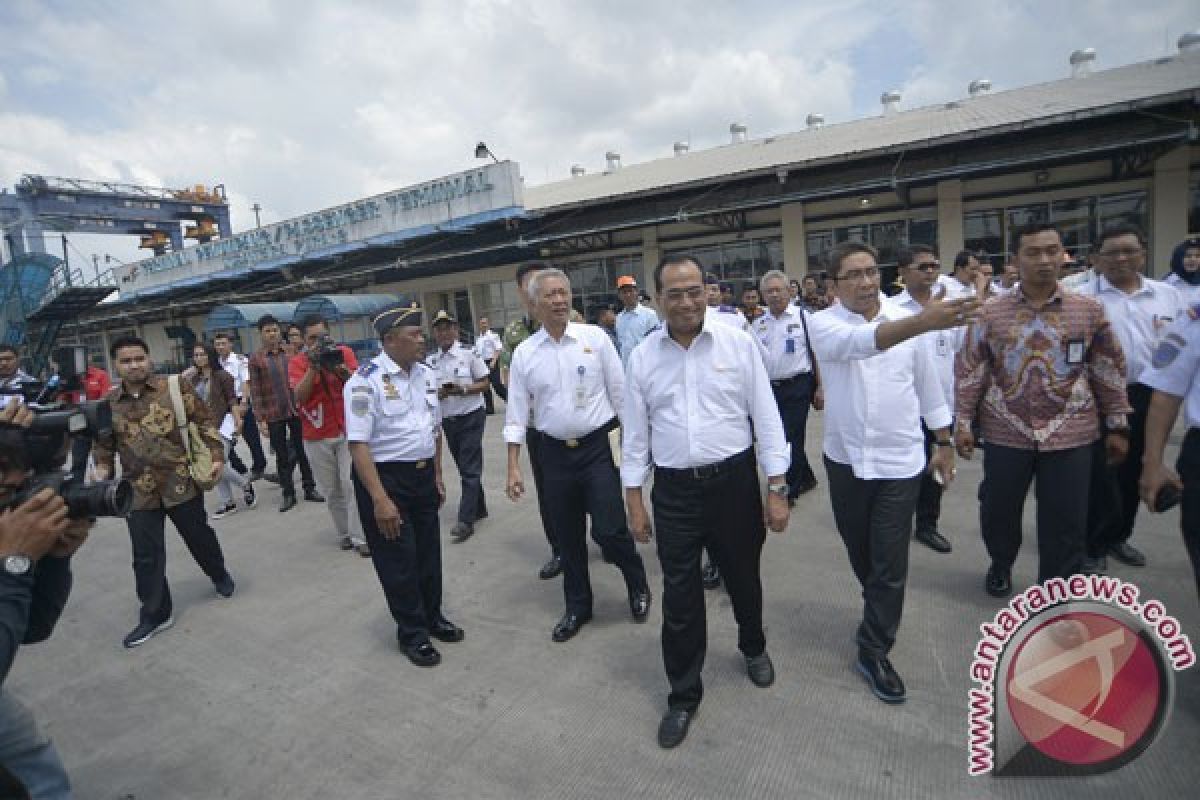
61,478,134,518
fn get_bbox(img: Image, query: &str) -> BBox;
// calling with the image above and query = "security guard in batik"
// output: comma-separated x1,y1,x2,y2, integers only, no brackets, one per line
344,304,464,668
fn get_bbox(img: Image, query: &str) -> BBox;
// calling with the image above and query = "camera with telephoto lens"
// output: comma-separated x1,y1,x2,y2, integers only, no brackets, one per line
0,346,132,518
312,334,345,370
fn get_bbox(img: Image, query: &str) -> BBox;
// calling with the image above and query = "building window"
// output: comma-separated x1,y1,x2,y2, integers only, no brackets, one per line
666,236,782,289
477,280,523,332
1095,191,1147,235
969,190,1148,262
561,253,644,321
807,218,937,273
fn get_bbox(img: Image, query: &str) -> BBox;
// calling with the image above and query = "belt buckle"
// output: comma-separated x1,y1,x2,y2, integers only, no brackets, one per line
415,460,427,469
566,438,579,448
692,464,716,480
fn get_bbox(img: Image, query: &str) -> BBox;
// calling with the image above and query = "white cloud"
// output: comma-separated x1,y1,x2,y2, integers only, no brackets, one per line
0,0,1194,273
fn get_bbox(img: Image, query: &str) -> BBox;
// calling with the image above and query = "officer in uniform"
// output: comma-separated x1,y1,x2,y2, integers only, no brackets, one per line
505,268,651,643
754,269,822,502
501,262,563,581
344,304,463,668
428,310,491,541
703,273,748,330
1139,304,1200,598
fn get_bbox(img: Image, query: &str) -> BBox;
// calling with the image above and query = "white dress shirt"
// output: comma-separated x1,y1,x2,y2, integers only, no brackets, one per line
938,274,976,299
344,352,440,462
474,330,501,362
427,341,490,418
1141,311,1200,430
219,352,249,397
887,289,964,410
809,302,952,480
1077,275,1184,384
622,322,789,487
1165,272,1200,307
750,304,813,380
503,322,624,445
616,304,661,367
704,304,748,330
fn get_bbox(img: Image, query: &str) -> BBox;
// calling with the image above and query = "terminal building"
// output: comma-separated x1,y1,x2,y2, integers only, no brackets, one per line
40,44,1200,370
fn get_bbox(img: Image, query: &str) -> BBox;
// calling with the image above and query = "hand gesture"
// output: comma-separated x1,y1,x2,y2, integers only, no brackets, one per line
920,294,982,331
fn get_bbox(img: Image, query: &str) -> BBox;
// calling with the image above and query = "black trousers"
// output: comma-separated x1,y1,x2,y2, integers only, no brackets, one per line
914,423,944,535
442,407,487,525
652,449,766,712
773,373,816,495
538,429,648,616
267,416,315,497
125,494,229,624
229,404,268,474
352,460,444,646
980,442,1091,583
1086,383,1152,556
1179,430,1200,601
525,428,559,558
489,363,507,402
824,456,920,659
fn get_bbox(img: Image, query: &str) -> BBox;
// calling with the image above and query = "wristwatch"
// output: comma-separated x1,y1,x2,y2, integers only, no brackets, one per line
3,554,32,576
767,483,790,497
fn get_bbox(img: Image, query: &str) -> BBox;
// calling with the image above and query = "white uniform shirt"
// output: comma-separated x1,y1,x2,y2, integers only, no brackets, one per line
1164,273,1200,309
809,302,952,480
887,289,964,410
474,330,501,362
503,322,624,445
344,352,440,462
219,352,249,398
704,305,748,330
1141,309,1200,430
622,323,789,486
938,274,976,299
750,304,813,380
427,342,490,418
615,304,660,367
1077,275,1184,385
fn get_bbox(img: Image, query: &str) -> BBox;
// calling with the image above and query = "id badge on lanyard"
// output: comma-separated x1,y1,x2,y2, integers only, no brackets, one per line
574,365,587,409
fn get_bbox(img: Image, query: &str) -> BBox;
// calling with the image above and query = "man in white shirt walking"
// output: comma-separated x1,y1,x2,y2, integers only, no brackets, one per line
474,316,503,414
213,332,267,480
1078,224,1183,571
624,255,790,749
810,242,976,704
505,269,651,643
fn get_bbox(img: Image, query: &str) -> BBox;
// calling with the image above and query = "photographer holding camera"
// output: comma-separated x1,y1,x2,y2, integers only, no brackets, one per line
289,315,368,555
1,398,91,799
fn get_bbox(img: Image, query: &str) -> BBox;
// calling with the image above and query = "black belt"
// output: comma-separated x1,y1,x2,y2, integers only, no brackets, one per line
655,447,754,482
770,371,812,389
376,458,433,472
539,417,618,450
444,406,485,422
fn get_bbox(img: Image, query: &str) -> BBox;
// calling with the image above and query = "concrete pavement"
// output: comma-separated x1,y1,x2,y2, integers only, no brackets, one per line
7,412,1200,799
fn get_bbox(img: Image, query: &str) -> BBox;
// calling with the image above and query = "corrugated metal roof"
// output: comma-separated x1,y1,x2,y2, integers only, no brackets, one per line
524,51,1200,212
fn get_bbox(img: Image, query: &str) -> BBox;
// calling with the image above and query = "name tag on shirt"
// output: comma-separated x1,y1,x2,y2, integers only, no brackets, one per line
785,338,796,354
936,335,949,358
1066,339,1085,365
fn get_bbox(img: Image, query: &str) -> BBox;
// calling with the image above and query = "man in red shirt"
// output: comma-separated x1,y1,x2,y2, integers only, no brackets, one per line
289,315,367,555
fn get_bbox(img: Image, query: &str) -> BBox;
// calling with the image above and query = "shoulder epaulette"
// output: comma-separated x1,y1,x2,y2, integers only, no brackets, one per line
1188,304,1200,321
357,362,379,378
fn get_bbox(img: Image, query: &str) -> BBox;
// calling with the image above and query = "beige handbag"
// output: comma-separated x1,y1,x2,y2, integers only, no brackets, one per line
168,375,218,491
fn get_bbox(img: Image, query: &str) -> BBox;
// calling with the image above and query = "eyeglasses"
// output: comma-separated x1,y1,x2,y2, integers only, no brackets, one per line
663,285,705,302
1097,247,1143,260
833,267,880,283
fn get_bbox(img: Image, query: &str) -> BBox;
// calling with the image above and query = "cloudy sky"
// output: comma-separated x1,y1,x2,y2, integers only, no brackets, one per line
1,0,1195,277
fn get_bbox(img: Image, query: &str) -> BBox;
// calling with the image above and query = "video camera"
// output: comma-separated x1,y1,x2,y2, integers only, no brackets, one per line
0,346,132,518
311,334,345,370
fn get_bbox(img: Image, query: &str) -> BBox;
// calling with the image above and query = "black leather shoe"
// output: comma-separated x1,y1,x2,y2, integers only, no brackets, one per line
402,640,441,667
1109,541,1146,567
551,611,591,642
279,494,297,513
985,564,1012,598
303,488,325,503
428,617,464,643
629,588,651,622
701,561,721,590
914,528,952,554
856,654,906,704
657,709,694,749
538,555,563,581
1081,555,1108,574
745,652,775,688
213,572,236,598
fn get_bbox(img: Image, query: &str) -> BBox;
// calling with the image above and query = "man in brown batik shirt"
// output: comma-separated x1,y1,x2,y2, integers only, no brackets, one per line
93,335,237,649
